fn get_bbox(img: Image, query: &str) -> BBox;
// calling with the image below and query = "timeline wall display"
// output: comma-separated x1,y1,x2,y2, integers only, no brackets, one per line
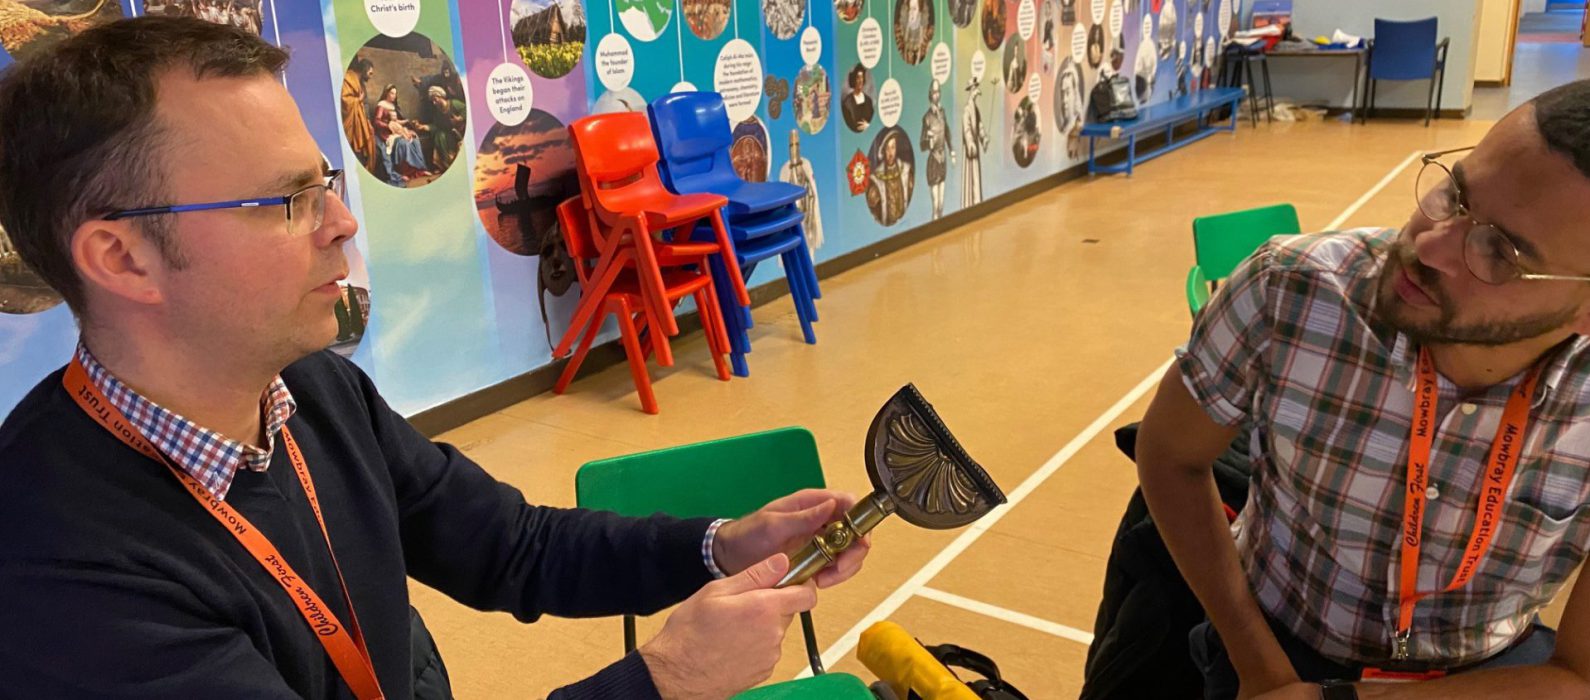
0,0,1231,420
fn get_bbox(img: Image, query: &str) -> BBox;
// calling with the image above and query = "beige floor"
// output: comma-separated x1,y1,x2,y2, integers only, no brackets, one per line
411,114,1563,699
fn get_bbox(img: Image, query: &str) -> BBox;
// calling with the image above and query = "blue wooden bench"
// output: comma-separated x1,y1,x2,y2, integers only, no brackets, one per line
1079,87,1245,176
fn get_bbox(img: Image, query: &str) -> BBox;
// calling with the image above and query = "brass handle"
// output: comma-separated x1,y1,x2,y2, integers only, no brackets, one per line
776,494,895,588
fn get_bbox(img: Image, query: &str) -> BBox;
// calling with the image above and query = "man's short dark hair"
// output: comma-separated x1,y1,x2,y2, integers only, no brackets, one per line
1533,79,1590,181
0,17,289,317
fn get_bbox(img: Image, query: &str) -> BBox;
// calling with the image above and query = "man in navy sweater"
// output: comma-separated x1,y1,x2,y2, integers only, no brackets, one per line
0,17,869,699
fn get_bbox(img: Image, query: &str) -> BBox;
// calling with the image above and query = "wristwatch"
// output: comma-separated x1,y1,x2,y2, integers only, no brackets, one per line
1319,680,1358,700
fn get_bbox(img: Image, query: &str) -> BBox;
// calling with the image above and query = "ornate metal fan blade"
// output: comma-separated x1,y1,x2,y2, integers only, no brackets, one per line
864,384,1006,529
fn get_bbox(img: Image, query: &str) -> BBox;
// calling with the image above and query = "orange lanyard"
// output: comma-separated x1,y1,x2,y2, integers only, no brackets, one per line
64,361,385,699
1392,348,1540,662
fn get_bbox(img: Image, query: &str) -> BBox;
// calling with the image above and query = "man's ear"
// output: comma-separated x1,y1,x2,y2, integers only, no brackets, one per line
70,218,169,309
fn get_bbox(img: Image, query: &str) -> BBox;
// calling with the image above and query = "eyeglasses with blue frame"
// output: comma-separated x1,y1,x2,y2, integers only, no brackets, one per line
104,164,346,238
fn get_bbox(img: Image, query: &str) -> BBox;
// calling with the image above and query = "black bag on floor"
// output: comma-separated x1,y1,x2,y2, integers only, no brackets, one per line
1077,423,1252,700
923,643,1030,700
865,639,1030,700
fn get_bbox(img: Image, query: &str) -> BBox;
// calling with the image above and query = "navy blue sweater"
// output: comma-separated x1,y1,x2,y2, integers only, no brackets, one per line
0,351,714,698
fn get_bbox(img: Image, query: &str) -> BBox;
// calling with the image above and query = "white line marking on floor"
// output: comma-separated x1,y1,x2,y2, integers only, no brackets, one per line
798,359,1172,678
915,586,1096,646
1326,151,1421,231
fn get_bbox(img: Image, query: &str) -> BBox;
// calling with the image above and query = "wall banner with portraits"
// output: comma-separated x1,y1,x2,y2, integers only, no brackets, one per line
0,0,1233,419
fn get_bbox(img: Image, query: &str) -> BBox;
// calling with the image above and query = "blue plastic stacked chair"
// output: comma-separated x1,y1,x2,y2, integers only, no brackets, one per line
648,92,822,377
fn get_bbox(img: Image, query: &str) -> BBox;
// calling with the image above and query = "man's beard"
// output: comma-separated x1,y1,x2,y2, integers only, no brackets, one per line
1374,238,1576,346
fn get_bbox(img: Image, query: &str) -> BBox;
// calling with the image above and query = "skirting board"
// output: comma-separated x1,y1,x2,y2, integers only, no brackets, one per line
405,123,1212,436
1350,106,1472,120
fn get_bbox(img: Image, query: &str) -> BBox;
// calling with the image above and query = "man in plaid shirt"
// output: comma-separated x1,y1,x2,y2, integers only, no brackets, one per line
1137,79,1590,700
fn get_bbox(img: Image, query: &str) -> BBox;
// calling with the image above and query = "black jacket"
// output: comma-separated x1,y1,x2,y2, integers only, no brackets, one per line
1078,423,1252,700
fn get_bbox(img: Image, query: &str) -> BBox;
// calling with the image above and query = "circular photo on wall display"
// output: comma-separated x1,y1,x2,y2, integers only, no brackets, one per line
0,224,63,315
617,0,672,41
730,117,771,182
685,0,731,39
0,0,121,64
836,0,862,23
145,0,263,34
593,86,647,113
1157,2,1177,60
1010,95,1040,167
794,64,833,134
1053,56,1084,138
328,243,373,360
980,0,1006,50
341,34,467,189
865,126,915,226
1001,39,1026,95
841,63,877,132
764,0,802,39
950,0,975,28
893,0,934,64
511,0,587,78
473,109,579,257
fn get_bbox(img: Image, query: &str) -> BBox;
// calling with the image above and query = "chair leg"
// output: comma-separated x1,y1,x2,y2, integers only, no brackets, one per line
636,315,656,362
800,611,825,676
795,246,820,322
642,303,674,369
1244,58,1260,127
781,250,812,329
794,223,822,299
1436,66,1446,117
1431,76,1443,125
615,297,658,414
553,301,609,394
695,286,731,381
1260,57,1275,122
701,251,751,377
783,250,818,345
708,211,752,306
706,250,750,351
732,255,755,331
721,271,754,377
552,250,631,358
630,219,679,342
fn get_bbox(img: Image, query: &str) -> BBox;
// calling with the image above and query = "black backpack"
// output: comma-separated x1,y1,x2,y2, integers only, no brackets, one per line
1090,74,1138,123
869,642,1031,700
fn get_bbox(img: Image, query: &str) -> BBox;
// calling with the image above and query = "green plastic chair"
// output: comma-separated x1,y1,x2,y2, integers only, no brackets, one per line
735,672,875,699
1191,203,1302,284
1186,265,1211,319
576,427,874,699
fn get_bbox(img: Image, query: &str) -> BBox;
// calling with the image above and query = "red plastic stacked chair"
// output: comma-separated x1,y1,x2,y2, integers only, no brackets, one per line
551,197,732,414
556,112,751,370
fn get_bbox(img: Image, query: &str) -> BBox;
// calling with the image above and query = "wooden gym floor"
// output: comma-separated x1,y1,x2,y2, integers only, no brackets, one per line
409,113,1573,698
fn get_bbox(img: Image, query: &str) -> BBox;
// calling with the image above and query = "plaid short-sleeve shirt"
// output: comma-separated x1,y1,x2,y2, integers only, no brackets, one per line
1178,228,1590,668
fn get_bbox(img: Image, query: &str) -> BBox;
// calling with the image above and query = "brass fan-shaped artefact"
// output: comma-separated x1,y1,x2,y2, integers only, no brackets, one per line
777,384,1007,588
